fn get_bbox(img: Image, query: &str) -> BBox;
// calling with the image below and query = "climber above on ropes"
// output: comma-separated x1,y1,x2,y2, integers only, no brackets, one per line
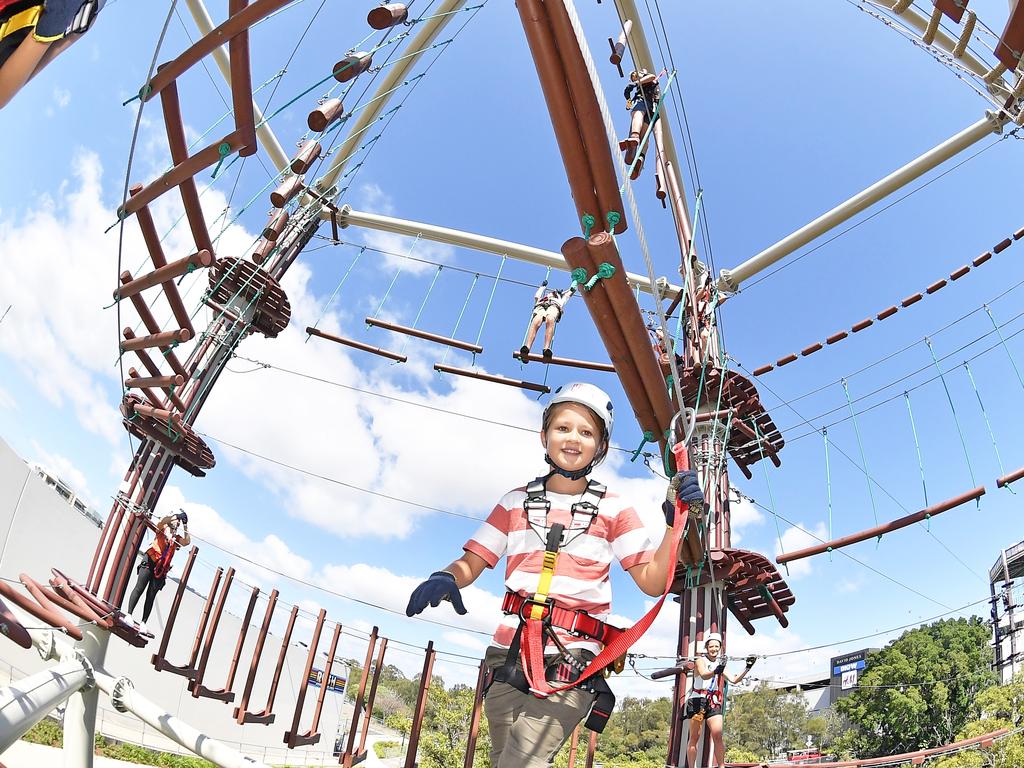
127,510,190,631
519,279,576,363
619,67,661,180
685,632,757,768
0,0,104,110
406,382,704,768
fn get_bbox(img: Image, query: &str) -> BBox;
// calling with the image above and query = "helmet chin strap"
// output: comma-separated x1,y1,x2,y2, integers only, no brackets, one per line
544,454,594,481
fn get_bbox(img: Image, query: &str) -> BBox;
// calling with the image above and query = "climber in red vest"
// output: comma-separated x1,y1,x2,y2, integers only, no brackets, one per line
127,510,190,629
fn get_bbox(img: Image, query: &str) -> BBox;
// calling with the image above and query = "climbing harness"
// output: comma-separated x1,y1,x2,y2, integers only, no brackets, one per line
489,429,698,734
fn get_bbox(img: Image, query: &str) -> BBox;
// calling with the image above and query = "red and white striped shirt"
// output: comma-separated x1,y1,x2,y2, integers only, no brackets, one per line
464,485,656,654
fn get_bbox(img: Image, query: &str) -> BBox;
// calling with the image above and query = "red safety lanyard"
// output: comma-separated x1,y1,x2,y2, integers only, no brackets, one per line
521,443,695,696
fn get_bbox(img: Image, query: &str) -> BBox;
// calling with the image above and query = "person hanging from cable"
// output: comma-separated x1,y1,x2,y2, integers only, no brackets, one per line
0,0,104,110
619,67,661,181
406,382,704,767
127,510,190,632
519,278,577,363
684,632,756,768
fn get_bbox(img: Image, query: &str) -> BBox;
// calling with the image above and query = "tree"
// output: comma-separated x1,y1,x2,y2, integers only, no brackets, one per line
725,683,810,759
835,617,996,758
928,677,1024,768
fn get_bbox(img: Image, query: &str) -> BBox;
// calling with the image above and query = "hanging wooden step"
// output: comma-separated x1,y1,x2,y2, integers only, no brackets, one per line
366,317,483,353
306,327,407,362
434,363,550,394
513,350,614,372
114,250,214,302
118,279,190,378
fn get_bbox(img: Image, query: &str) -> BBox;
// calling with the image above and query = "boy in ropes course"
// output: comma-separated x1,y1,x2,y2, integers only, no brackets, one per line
619,68,661,180
0,0,103,109
519,279,577,363
406,382,704,767
684,632,756,768
127,510,191,631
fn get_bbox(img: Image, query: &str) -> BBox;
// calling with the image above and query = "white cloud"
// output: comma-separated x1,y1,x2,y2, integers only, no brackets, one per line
353,183,454,274
0,148,258,448
776,522,829,581
53,88,71,109
0,385,15,410
157,486,313,591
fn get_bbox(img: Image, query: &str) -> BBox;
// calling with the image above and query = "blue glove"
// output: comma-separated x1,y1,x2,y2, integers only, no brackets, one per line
406,571,466,616
662,470,704,525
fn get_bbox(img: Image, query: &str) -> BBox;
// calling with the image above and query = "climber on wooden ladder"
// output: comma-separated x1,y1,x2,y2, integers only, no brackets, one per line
519,279,576,362
406,383,704,767
619,68,661,180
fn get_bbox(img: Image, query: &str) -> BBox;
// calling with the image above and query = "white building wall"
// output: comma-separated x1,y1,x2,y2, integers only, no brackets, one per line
0,436,374,766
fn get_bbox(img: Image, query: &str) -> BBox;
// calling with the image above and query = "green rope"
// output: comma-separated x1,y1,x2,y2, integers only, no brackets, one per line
400,265,443,355
584,263,616,291
582,214,596,238
472,255,506,354
903,392,929,508
306,247,364,341
924,337,977,489
439,273,479,367
963,360,1008,480
841,378,879,530
570,267,589,287
630,431,654,463
984,305,1024,394
605,211,621,232
823,427,833,560
620,69,677,191
210,142,233,180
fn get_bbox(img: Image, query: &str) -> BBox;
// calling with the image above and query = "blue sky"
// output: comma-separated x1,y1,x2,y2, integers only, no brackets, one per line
1,0,1023,695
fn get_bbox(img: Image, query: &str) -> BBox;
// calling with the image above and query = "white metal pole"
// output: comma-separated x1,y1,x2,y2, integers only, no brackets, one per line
0,658,92,752
93,671,269,768
336,206,682,298
184,0,291,174
717,112,1004,291
611,0,692,226
63,625,111,768
314,0,467,193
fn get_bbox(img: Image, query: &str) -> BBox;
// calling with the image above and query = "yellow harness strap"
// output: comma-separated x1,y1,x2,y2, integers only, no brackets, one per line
529,549,559,620
0,6,42,42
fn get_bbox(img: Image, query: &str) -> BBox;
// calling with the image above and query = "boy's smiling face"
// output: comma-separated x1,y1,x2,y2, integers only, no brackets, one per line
541,402,603,476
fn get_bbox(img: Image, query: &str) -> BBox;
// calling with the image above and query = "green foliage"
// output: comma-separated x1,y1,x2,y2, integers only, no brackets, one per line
96,739,215,767
22,718,63,747
373,740,402,759
929,676,1024,768
725,683,813,759
835,617,996,758
725,746,761,763
419,682,490,768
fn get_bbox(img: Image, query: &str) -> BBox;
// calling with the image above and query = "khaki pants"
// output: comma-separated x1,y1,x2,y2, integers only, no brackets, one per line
483,645,596,768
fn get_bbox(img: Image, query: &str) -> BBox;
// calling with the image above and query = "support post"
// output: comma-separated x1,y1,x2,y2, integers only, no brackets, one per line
62,624,110,768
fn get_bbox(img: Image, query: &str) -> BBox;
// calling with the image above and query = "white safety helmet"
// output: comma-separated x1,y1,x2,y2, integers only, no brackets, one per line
703,632,722,649
543,382,615,478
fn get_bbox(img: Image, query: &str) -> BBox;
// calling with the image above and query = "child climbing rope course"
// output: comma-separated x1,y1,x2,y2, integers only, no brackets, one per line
406,382,703,767
684,632,756,768
519,279,577,362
